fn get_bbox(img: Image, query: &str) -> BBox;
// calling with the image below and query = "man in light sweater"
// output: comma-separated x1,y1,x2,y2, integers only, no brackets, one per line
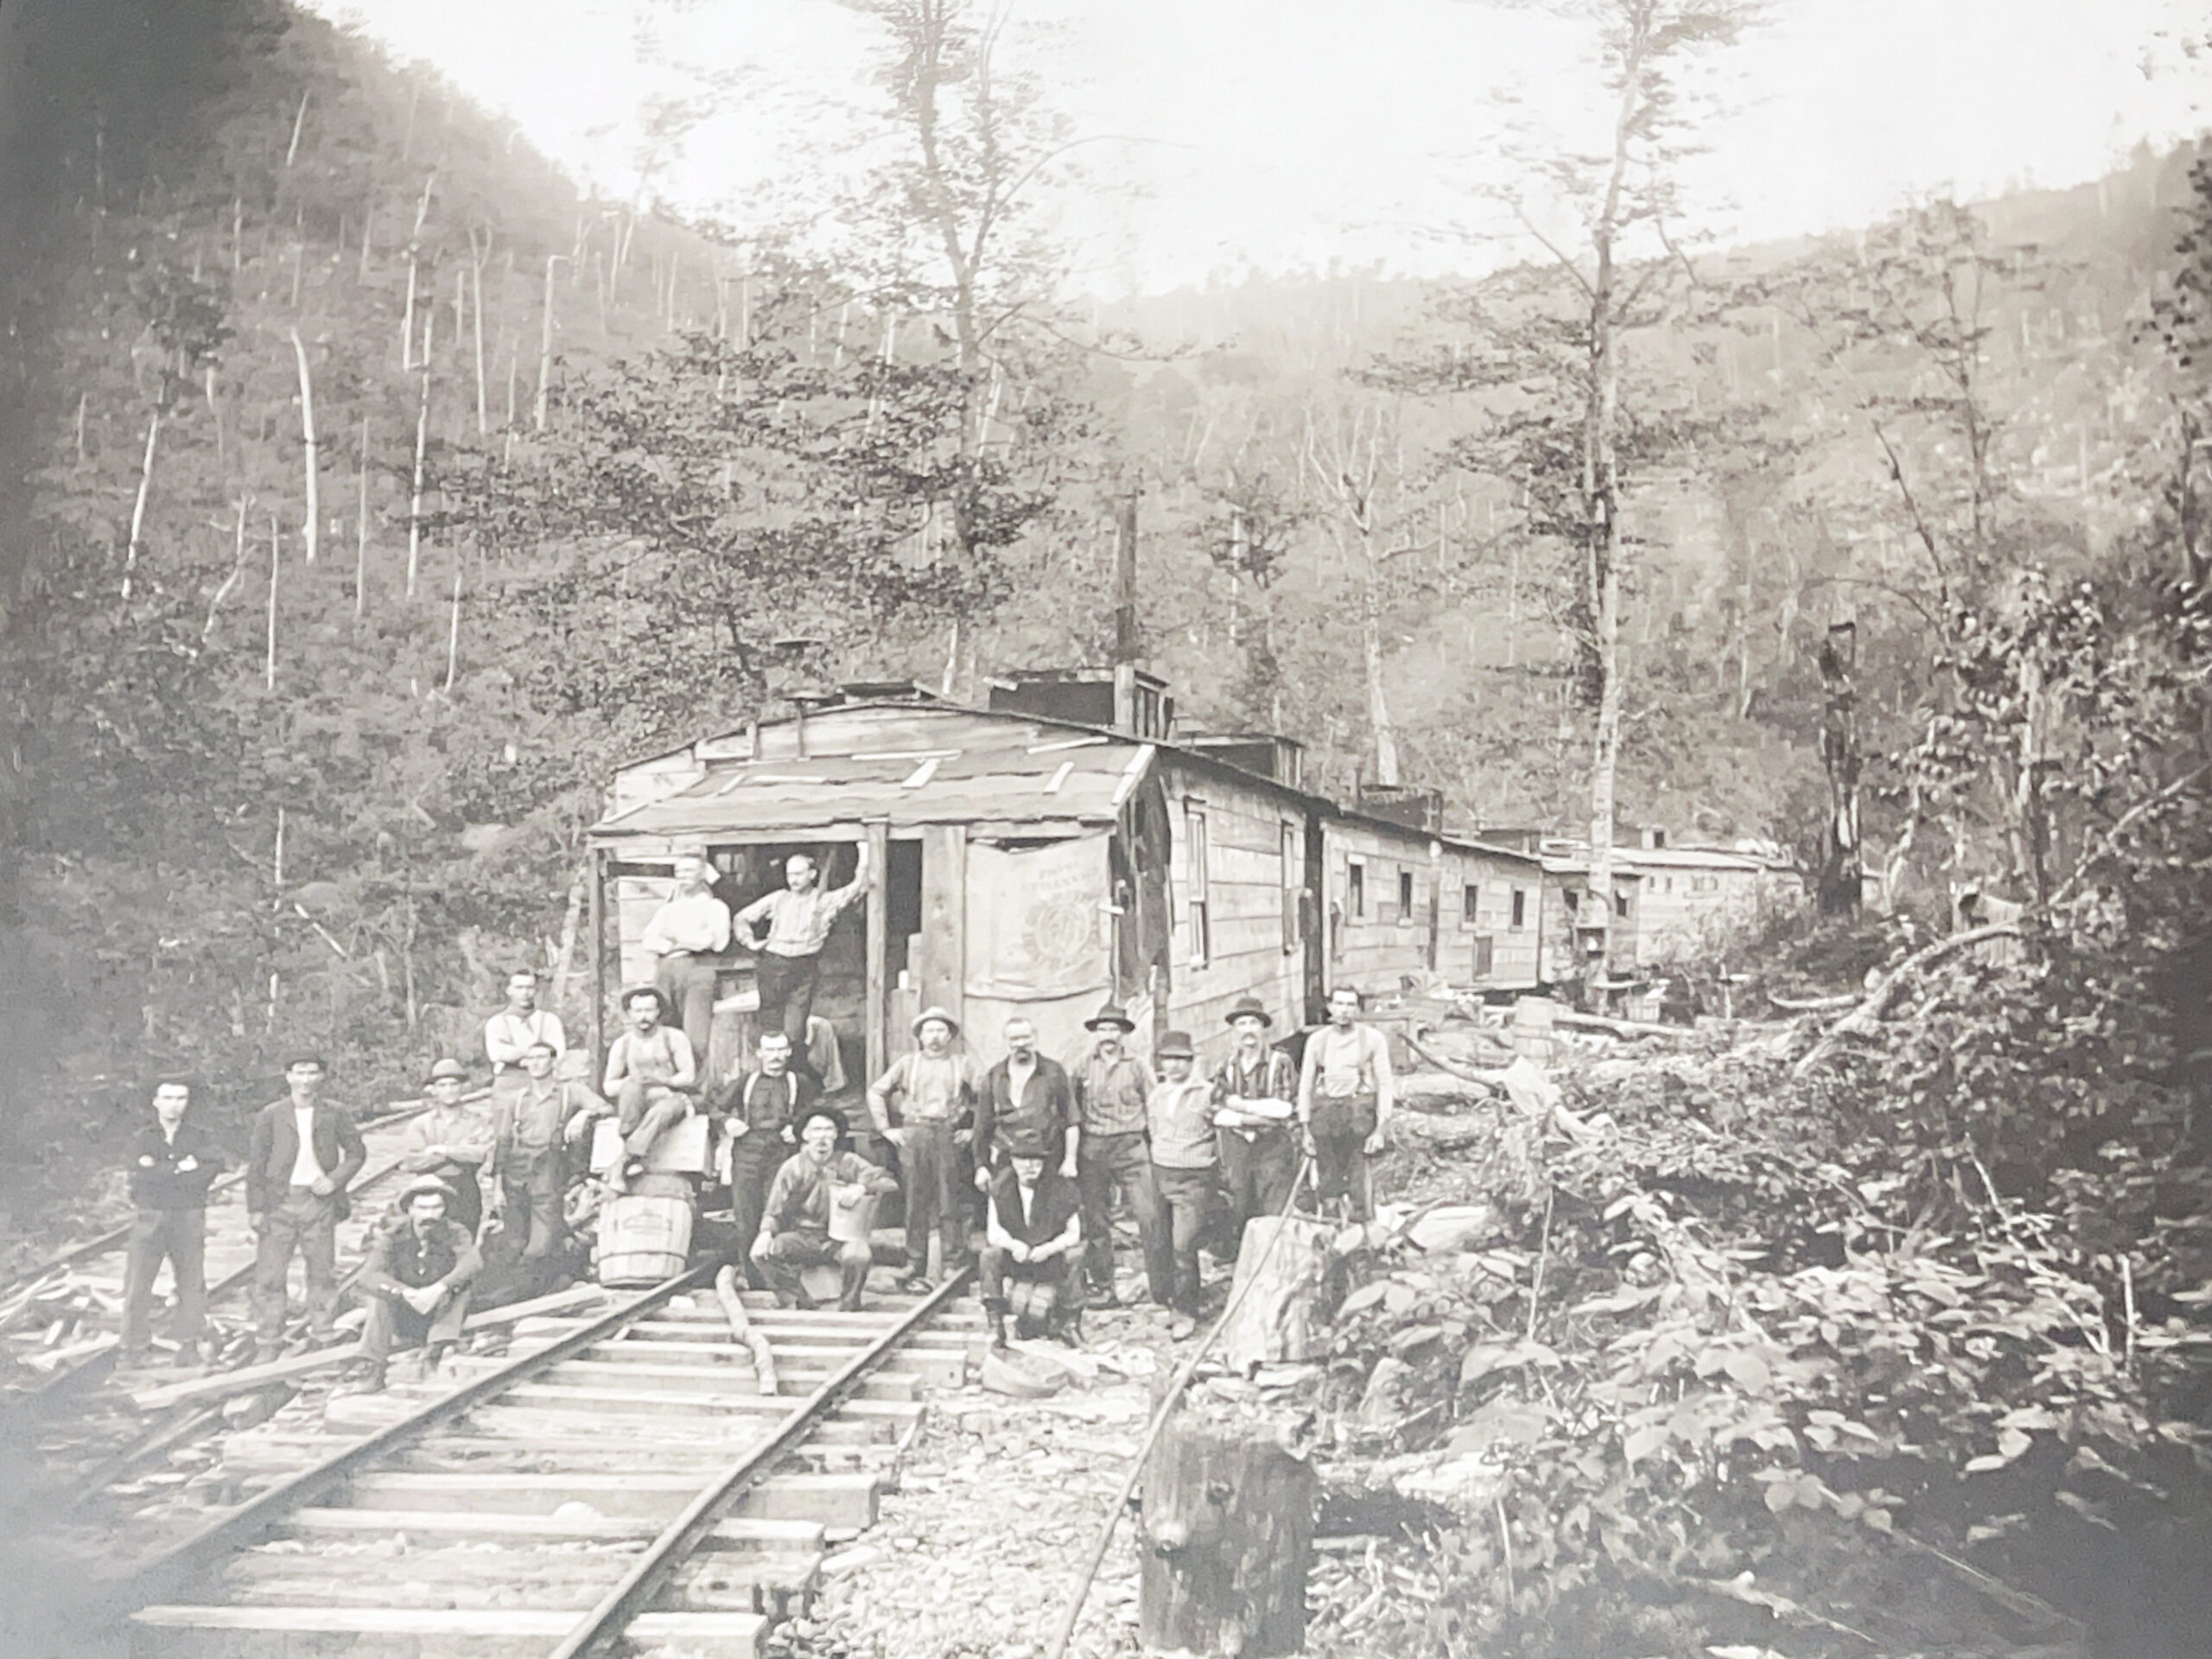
640,850,731,1077
1145,1030,1217,1339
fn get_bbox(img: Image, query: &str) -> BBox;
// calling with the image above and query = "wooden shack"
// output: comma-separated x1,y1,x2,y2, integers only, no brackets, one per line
583,676,1544,1085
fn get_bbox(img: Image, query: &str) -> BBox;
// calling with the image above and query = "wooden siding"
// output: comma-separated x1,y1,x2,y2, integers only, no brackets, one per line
1319,817,1443,1007
1622,861,1800,965
1159,760,1307,1072
1441,847,1541,991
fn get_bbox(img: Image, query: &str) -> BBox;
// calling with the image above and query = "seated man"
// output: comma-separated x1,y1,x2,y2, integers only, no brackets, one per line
402,1058,493,1236
980,1127,1083,1348
750,1107,897,1312
344,1176,482,1393
601,985,696,1194
709,1028,815,1290
486,1041,607,1282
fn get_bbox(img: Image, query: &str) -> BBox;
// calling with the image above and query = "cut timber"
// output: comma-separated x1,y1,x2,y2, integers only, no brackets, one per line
129,1605,766,1659
716,1262,779,1394
1216,1217,1334,1370
1138,1392,1316,1657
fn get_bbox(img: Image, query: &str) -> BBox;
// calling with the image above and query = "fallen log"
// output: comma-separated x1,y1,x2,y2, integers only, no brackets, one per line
1793,923,2024,1077
713,1263,779,1395
1554,1009,1695,1040
1765,991,1858,1013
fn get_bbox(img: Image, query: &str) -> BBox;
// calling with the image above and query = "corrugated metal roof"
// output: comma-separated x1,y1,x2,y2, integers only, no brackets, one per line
593,731,1148,841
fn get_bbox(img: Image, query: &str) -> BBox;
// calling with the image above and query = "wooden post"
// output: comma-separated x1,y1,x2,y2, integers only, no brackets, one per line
588,846,607,1074
1216,1217,1335,1370
289,330,318,564
536,255,563,432
864,820,891,1089
1138,1392,1315,1657
917,824,966,1032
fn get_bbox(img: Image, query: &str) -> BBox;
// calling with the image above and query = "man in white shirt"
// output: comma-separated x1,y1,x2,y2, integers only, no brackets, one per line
640,851,732,1077
482,969,566,1103
245,1058,366,1361
1295,986,1396,1222
734,844,871,1083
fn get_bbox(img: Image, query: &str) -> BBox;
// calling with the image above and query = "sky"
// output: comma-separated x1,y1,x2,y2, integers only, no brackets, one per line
312,0,2212,295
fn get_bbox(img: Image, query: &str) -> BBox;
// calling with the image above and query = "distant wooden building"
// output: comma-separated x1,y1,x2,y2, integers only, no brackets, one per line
584,674,1542,1085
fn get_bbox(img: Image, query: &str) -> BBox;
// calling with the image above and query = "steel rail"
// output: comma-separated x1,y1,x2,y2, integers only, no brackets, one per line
549,1262,978,1659
111,1259,720,1611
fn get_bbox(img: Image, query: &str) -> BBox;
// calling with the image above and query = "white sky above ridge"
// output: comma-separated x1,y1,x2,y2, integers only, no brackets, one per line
315,0,2212,295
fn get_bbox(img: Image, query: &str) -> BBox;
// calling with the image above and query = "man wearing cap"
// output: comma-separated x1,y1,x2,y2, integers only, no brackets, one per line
1073,1001,1159,1307
401,1059,493,1237
601,985,697,1194
972,1017,1077,1186
709,1027,816,1288
486,1041,607,1280
482,969,566,1104
246,1058,367,1361
752,1108,899,1311
343,1176,483,1393
640,850,733,1077
979,1127,1083,1347
1211,995,1301,1236
121,1078,226,1369
1147,1031,1218,1338
1297,985,1396,1222
866,1007,980,1292
735,844,872,1082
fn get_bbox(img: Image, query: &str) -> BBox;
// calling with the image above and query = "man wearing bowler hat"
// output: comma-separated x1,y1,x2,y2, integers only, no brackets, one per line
979,1125,1083,1347
1211,995,1301,1235
400,1058,492,1236
342,1175,483,1393
1073,1000,1160,1306
867,1007,979,1291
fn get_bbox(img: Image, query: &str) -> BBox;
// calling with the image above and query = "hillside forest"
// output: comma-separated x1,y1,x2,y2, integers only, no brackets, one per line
4,1,2212,1651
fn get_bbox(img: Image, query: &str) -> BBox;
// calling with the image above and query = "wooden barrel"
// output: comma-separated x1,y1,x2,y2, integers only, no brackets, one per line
597,1193,694,1287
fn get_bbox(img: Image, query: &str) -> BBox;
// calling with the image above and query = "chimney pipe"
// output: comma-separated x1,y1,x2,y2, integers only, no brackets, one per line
1112,491,1139,664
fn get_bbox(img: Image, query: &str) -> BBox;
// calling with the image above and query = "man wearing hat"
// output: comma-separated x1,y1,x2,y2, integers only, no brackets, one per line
400,1058,493,1236
709,1027,817,1289
751,1107,899,1311
343,1175,483,1393
246,1057,367,1362
1073,1001,1159,1307
1211,995,1301,1236
1147,1031,1219,1338
601,985,698,1194
486,1040,608,1282
979,1126,1083,1346
866,1007,980,1291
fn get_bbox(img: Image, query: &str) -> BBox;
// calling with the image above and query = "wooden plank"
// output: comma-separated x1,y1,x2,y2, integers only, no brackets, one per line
915,823,966,1030
865,819,891,1089
219,1553,817,1613
275,1508,822,1548
343,1471,879,1527
130,1605,769,1648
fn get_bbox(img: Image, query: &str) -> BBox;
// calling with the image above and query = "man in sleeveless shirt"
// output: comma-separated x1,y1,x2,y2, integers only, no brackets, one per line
1296,986,1396,1221
601,986,697,1194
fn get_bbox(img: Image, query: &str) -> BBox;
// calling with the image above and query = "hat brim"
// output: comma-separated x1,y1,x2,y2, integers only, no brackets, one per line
911,1016,961,1039
1084,1016,1135,1032
1223,1007,1273,1027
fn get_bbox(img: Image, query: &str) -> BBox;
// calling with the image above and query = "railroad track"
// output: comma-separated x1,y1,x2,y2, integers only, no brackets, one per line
92,1262,983,1658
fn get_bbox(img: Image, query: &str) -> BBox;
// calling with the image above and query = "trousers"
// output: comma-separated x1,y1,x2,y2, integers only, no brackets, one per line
251,1186,341,1343
123,1207,207,1352
979,1245,1077,1334
728,1131,785,1287
1150,1164,1215,1315
1076,1130,1163,1302
616,1081,690,1163
898,1119,969,1278
359,1283,473,1365
654,951,721,1076
760,1230,872,1311
754,952,821,1078
499,1144,567,1260
1313,1133,1373,1219
1218,1129,1300,1229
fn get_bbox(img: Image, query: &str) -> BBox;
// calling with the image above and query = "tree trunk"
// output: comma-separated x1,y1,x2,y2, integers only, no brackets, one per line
536,256,559,432
444,546,464,691
122,408,160,602
1139,1395,1315,1658
1816,621,1863,913
289,330,319,564
1361,533,1401,787
471,251,488,436
1217,1216,1334,1370
264,512,280,690
409,316,433,598
355,417,371,618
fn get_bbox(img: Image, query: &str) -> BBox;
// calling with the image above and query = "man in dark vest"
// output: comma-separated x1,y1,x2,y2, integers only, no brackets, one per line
709,1027,815,1287
121,1077,226,1369
979,1126,1083,1347
245,1056,366,1363
341,1176,483,1393
971,1014,1078,1182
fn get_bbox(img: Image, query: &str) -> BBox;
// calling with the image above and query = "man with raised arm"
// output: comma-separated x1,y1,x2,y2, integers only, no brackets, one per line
639,850,731,1077
734,844,871,1082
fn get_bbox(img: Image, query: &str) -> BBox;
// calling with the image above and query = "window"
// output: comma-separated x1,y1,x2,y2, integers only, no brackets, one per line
1186,806,1211,967
1463,884,1480,924
1563,887,1580,913
1397,869,1414,924
1348,861,1365,918
1281,824,1299,954
1471,936,1495,977
1510,887,1527,930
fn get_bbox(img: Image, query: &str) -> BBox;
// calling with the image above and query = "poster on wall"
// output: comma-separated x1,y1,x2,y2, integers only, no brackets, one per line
964,833,1112,1003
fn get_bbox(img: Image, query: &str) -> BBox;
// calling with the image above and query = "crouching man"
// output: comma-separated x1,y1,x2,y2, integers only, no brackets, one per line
751,1108,897,1312
979,1128,1082,1348
342,1175,482,1393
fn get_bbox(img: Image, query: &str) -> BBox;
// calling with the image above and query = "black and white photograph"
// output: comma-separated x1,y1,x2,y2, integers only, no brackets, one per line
1,1,2209,1655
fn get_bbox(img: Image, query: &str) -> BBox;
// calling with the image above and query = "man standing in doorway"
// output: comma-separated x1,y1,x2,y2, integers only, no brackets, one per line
246,1057,366,1363
640,849,732,1078
121,1077,225,1369
734,844,871,1083
1073,1001,1159,1307
1296,986,1395,1222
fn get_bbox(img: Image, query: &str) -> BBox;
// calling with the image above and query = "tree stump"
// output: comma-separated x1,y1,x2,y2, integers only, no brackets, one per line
1139,1392,1316,1656
1216,1216,1334,1370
